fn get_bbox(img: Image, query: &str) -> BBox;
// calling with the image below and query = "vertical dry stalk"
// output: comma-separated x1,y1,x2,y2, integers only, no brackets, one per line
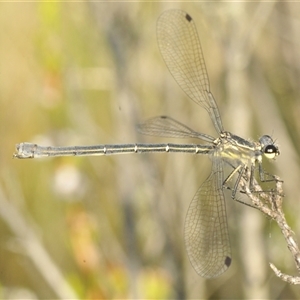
241,172,300,284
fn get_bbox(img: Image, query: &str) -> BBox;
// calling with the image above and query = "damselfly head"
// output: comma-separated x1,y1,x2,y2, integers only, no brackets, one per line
259,135,280,159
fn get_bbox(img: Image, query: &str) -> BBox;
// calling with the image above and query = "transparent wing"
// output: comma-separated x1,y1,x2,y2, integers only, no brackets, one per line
157,10,224,134
184,158,231,278
137,116,215,142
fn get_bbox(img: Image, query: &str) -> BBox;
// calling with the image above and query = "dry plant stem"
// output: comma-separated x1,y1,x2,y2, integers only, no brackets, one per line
241,174,300,284
0,188,78,298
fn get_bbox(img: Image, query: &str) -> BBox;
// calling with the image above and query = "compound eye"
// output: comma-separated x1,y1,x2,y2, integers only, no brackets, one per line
264,145,278,159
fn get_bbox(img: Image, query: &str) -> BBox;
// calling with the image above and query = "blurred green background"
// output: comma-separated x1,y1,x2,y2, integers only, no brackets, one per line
2,1,300,299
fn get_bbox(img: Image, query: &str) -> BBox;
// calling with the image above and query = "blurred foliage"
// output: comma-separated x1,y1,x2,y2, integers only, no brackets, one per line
2,1,300,299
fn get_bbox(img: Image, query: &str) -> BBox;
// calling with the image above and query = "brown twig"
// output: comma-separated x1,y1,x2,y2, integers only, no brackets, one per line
240,173,300,284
